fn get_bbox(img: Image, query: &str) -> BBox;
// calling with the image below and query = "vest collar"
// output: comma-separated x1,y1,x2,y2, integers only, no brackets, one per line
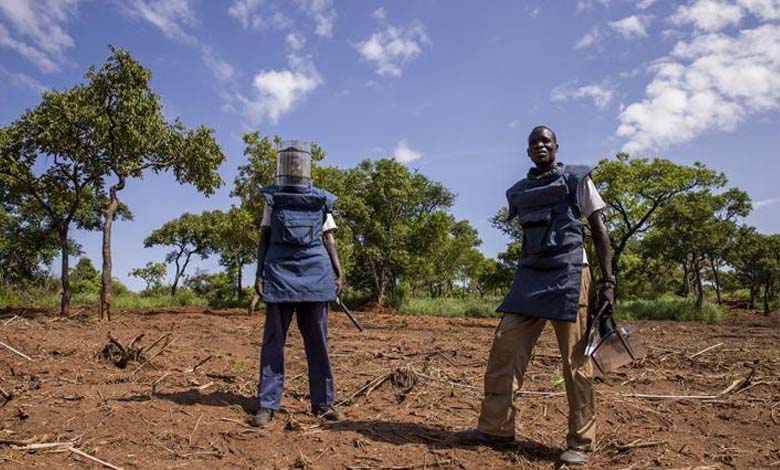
528,162,564,180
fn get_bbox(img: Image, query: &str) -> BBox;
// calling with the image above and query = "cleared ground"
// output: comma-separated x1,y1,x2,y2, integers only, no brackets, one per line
1,305,778,469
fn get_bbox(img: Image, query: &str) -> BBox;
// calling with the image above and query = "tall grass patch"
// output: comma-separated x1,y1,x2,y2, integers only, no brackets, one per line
615,297,725,322
399,297,502,318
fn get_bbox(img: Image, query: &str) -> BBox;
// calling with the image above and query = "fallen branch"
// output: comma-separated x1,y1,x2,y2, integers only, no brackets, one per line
0,340,33,361
11,441,74,451
131,335,179,375
688,342,723,360
617,439,667,451
186,355,213,373
69,446,124,470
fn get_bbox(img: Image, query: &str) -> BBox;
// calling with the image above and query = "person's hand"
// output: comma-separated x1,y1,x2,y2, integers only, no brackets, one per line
335,276,344,297
254,275,264,298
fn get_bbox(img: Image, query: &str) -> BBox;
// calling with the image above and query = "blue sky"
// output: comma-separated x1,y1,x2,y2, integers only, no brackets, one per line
1,0,779,291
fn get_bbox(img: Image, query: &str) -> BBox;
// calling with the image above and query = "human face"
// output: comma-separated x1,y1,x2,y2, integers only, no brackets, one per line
526,128,559,169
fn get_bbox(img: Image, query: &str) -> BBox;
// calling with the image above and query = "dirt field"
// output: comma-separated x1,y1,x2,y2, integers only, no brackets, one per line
1,305,778,469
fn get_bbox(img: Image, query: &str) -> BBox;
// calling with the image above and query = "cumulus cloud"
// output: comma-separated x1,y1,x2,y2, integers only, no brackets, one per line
295,0,336,38
286,32,305,51
0,0,80,72
393,140,422,163
356,16,431,77
617,24,780,153
124,0,197,44
228,0,265,29
670,0,744,31
551,82,615,110
610,15,652,39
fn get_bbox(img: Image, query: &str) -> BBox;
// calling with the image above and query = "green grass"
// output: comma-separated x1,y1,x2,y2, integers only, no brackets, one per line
398,296,503,318
615,296,726,322
0,288,208,309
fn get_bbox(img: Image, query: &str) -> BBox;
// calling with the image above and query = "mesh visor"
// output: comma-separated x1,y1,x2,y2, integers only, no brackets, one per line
276,145,312,187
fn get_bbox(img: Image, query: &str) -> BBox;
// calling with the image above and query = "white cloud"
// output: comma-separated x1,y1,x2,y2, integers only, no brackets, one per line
228,0,264,30
124,0,197,44
295,0,336,38
0,66,47,93
739,0,780,20
393,140,422,163
286,32,305,51
754,197,780,209
638,0,658,9
670,0,744,32
610,15,652,39
575,26,602,49
618,24,780,153
238,54,322,124
529,6,541,18
356,19,431,77
0,0,80,72
373,7,386,22
551,82,615,109
576,0,610,12
201,47,235,82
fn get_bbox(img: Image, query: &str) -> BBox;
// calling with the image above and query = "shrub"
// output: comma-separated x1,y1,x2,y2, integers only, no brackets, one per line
615,297,725,322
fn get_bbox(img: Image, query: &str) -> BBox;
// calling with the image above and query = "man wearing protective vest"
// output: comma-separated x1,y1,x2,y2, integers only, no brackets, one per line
458,126,615,465
249,142,345,427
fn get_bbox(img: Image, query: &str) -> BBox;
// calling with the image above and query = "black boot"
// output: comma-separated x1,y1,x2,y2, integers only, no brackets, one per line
249,407,275,427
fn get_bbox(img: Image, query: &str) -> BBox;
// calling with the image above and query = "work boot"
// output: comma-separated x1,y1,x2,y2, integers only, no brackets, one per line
559,448,592,465
312,405,345,422
249,407,275,427
455,428,514,445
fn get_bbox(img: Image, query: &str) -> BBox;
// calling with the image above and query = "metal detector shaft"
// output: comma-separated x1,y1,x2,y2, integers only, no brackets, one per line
335,297,364,332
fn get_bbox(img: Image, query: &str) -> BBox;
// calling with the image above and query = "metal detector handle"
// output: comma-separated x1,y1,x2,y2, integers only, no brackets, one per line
585,302,610,357
336,296,364,332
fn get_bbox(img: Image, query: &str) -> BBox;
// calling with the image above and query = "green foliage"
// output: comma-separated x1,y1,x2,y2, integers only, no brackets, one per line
70,257,101,294
390,281,412,309
615,297,726,322
145,211,220,295
129,261,167,292
399,296,502,318
593,153,726,279
184,269,234,301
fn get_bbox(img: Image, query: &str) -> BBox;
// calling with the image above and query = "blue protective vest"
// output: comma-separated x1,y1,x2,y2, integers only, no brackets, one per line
496,164,594,322
261,184,337,303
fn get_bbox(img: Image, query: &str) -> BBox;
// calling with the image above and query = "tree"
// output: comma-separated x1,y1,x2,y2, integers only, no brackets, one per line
0,86,107,315
593,153,725,282
84,47,225,320
129,261,167,292
336,159,456,304
207,207,258,301
644,189,750,309
70,257,101,294
727,228,780,313
144,211,218,296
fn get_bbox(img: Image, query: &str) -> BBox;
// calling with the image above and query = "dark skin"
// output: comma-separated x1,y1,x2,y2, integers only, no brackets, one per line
254,226,344,299
527,126,615,312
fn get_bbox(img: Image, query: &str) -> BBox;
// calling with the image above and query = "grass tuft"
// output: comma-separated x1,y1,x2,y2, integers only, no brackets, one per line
398,297,502,318
615,297,725,322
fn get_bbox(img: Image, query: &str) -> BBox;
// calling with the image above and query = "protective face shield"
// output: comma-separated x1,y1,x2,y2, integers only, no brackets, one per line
276,142,312,187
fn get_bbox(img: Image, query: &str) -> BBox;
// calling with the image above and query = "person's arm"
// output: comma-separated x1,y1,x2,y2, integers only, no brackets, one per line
254,226,271,297
322,231,344,296
588,210,615,312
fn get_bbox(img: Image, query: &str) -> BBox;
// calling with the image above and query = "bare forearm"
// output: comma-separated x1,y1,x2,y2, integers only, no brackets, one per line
323,232,343,279
588,210,613,280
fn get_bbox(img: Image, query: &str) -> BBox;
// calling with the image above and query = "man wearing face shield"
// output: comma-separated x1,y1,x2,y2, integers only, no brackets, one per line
458,126,615,465
250,142,345,427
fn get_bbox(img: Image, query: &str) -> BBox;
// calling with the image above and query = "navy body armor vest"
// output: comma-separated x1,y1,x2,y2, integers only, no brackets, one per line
496,164,594,322
261,184,337,303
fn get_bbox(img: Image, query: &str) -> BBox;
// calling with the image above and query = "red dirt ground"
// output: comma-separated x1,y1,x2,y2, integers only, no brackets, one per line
1,306,778,469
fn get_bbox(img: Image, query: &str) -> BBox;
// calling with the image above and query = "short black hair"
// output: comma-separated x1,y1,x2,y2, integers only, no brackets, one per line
528,125,557,144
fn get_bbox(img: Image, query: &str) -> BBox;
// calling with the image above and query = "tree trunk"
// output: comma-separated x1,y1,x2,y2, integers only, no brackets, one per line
708,254,722,305
694,262,704,310
59,228,71,316
237,261,243,301
680,260,690,297
764,281,771,314
100,175,126,321
171,252,192,296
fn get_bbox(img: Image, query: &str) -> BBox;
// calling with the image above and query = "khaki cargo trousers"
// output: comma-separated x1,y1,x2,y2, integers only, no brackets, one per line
477,269,595,451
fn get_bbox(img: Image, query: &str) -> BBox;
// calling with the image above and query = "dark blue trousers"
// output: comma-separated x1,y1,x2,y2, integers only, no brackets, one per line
257,302,335,410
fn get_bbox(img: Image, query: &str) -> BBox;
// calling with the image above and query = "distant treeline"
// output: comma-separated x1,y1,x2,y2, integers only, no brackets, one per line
1,48,778,316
